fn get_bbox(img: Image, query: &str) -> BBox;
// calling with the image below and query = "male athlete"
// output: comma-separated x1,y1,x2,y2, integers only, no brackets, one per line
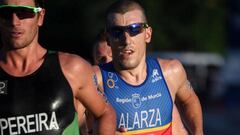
93,0,203,134
0,0,116,134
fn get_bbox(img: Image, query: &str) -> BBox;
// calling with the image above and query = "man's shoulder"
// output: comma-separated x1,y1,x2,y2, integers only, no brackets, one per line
58,52,92,73
58,51,81,60
157,58,182,68
157,58,187,95
157,58,186,78
58,52,88,64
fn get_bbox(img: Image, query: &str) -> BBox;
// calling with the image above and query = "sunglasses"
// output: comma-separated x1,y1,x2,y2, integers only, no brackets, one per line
107,23,149,39
0,5,42,20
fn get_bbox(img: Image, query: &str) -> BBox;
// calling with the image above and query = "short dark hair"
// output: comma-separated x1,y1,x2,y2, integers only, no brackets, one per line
93,30,107,52
105,0,147,27
95,30,107,43
34,0,44,8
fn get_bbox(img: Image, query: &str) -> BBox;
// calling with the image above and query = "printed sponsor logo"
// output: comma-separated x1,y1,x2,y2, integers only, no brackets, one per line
116,93,162,105
132,94,141,109
151,69,162,83
116,97,132,104
107,79,115,89
107,72,119,89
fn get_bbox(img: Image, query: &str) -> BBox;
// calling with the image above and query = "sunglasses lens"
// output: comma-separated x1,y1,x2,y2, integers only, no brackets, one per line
110,27,124,38
16,7,35,19
128,24,143,36
0,7,35,20
108,23,148,39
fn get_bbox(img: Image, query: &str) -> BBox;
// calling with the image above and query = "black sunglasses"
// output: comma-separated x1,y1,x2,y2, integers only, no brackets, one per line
0,5,42,20
107,23,149,39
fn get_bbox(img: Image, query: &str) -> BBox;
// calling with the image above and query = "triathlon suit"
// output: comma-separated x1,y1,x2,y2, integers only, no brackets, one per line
0,51,79,135
100,57,173,135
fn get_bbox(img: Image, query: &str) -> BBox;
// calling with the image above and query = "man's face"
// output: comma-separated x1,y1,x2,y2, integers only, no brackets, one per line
94,41,112,65
107,9,152,70
0,0,45,50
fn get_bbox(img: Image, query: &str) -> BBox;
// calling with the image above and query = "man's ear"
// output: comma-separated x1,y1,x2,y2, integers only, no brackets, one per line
145,26,152,43
38,8,45,26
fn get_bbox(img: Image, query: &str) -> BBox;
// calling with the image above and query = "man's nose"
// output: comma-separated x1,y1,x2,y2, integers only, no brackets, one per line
119,31,131,46
11,13,21,26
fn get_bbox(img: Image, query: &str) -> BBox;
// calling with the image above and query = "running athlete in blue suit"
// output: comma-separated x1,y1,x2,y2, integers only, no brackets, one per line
0,0,116,134
91,31,188,135
93,0,203,135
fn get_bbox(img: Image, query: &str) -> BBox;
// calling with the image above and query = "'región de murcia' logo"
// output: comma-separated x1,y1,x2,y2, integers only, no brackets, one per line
132,94,141,109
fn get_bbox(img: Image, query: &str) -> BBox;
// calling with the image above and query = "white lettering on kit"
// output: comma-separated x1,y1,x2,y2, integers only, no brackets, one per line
0,112,59,135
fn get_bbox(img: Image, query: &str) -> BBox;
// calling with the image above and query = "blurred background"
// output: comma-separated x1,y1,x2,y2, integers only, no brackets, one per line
39,0,239,134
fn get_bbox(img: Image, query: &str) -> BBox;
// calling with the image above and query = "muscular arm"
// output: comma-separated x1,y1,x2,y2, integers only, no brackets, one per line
160,59,203,135
176,79,203,135
60,53,116,135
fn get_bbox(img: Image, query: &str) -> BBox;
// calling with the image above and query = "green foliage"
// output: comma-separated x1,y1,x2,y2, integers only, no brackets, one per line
40,0,226,58
142,0,226,54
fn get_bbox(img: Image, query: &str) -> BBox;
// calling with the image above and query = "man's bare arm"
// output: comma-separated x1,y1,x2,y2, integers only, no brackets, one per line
174,61,203,135
60,53,116,135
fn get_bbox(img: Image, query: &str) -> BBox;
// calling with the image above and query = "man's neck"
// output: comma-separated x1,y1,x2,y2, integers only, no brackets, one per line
0,44,46,76
117,61,147,86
